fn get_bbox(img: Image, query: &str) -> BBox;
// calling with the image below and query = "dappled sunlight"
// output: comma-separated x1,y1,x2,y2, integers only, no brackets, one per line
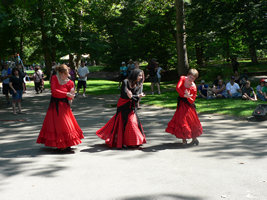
0,86,267,200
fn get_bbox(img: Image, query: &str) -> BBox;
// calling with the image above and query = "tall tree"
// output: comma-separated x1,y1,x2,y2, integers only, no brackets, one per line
175,0,189,76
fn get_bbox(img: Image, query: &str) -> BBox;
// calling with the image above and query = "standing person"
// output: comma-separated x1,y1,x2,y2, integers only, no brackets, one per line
134,61,145,108
49,61,57,83
33,66,43,94
127,59,135,75
241,80,257,101
1,63,12,105
155,64,165,95
165,69,203,146
77,60,89,97
146,58,157,95
17,64,26,93
231,56,239,73
118,61,128,89
96,69,146,148
68,67,76,87
9,68,25,114
36,64,84,152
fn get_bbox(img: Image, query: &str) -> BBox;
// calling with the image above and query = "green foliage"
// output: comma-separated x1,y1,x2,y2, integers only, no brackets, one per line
0,0,266,71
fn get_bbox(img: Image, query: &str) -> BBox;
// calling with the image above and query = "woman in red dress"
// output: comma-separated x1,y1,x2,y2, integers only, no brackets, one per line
96,69,146,148
165,69,203,146
37,64,84,151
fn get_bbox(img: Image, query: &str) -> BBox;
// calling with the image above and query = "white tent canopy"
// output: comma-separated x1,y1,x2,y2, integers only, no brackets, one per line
60,53,90,60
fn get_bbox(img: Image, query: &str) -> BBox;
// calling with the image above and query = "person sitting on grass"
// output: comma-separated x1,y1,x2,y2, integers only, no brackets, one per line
198,80,208,99
226,76,242,98
213,79,227,98
256,79,266,101
261,80,267,101
241,80,257,101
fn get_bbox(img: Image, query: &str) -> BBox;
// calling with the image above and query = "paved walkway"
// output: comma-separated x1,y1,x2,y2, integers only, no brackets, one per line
0,88,267,200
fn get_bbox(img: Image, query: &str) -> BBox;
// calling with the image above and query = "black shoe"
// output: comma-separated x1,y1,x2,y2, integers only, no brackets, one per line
190,139,199,146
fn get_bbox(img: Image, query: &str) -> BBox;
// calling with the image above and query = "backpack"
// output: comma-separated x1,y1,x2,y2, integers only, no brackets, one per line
252,104,267,121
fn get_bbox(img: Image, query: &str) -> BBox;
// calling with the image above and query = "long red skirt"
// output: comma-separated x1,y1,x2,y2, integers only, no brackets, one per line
96,98,146,148
37,101,84,148
165,101,202,139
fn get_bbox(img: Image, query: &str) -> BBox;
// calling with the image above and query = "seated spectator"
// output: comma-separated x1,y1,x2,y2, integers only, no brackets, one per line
212,74,222,87
226,76,242,98
198,80,209,99
242,80,257,101
233,70,240,84
261,80,267,101
213,79,227,98
256,79,266,101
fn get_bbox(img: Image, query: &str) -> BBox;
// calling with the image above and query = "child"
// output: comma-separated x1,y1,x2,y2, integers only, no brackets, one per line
165,69,203,146
241,80,257,101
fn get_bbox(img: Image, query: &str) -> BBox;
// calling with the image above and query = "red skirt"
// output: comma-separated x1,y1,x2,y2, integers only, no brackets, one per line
165,100,203,139
37,99,84,148
96,98,146,148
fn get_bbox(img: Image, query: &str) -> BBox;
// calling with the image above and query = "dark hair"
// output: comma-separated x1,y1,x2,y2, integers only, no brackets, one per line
12,68,19,75
128,69,142,83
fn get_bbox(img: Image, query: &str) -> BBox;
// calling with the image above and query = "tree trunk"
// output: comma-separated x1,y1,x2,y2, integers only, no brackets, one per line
38,0,52,76
247,28,258,64
69,54,75,70
175,0,189,76
19,33,24,62
225,37,230,61
76,54,81,68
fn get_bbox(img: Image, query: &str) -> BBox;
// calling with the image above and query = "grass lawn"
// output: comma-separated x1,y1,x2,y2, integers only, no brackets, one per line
27,79,266,118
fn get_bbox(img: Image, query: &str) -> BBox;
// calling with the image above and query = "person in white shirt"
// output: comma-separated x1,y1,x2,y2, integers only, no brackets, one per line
226,76,242,98
77,60,89,97
33,66,43,94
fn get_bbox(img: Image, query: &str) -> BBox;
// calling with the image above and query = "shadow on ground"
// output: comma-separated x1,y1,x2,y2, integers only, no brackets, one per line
0,87,267,179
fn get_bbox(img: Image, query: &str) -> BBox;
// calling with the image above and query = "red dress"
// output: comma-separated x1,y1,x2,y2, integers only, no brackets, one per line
96,79,146,148
36,75,84,148
165,76,203,139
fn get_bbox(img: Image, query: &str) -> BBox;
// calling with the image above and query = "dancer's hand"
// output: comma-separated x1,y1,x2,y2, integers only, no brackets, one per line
184,89,192,98
70,88,75,95
138,93,146,98
67,92,75,99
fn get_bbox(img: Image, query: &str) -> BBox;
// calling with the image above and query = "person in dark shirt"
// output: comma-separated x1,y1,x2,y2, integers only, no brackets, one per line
9,68,25,114
96,69,146,148
146,58,158,94
242,80,257,101
231,57,239,73
198,80,209,99
213,74,222,87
